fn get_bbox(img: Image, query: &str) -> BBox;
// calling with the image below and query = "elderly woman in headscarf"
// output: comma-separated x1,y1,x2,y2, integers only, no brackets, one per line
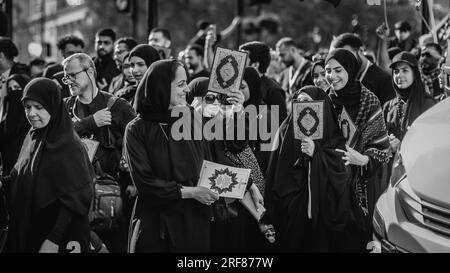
383,51,435,152
188,76,268,252
124,60,221,253
116,45,160,104
0,78,94,253
325,49,391,252
265,86,350,252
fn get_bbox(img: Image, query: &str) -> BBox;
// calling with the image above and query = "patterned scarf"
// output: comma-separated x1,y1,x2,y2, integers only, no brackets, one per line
351,86,391,217
421,67,441,97
225,146,265,196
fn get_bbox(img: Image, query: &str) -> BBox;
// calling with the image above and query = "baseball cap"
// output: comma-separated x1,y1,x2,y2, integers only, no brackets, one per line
389,51,418,69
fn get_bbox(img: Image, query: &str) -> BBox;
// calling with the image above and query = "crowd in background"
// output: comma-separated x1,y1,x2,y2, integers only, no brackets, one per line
0,14,449,253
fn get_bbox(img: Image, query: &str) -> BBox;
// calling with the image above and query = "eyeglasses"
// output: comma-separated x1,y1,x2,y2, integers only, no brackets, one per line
421,52,433,59
62,69,88,85
204,93,227,104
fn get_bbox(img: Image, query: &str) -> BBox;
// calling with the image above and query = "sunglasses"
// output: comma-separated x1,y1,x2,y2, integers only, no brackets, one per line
421,52,432,58
7,87,22,93
204,93,227,104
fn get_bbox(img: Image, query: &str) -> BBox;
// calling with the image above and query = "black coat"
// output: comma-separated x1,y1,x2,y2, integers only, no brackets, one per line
124,116,214,252
65,91,136,177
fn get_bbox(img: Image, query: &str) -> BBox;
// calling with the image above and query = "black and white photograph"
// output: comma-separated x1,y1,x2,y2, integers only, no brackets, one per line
0,0,450,264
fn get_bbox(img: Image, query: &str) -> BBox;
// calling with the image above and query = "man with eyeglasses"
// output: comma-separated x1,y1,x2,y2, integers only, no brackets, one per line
43,35,85,79
109,37,138,94
420,43,444,100
63,53,136,252
94,29,121,92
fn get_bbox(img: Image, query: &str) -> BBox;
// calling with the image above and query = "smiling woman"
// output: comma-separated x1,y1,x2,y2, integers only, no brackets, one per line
325,49,391,252
124,60,219,253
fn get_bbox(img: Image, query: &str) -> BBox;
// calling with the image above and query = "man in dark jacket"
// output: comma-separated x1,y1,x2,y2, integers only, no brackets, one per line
63,53,136,252
240,41,287,123
276,38,314,114
94,29,121,92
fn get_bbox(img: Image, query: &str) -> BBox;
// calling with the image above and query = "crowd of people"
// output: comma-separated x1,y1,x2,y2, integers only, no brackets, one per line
0,16,448,253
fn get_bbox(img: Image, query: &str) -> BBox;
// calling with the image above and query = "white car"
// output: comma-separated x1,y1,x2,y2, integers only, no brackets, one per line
372,97,450,253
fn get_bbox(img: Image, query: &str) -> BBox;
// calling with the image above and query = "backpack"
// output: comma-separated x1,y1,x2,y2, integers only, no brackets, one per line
89,96,123,231
90,165,123,231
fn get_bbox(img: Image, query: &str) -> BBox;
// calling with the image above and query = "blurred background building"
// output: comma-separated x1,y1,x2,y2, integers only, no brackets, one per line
2,0,450,64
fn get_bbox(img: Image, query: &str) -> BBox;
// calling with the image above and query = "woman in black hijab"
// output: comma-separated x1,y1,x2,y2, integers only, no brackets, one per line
0,74,31,251
265,86,350,252
383,51,435,149
311,60,330,91
188,76,269,253
0,78,94,253
0,74,31,175
117,45,160,104
125,60,219,253
325,49,390,252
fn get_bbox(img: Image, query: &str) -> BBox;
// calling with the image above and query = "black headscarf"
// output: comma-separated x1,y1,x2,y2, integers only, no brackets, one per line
266,86,350,231
51,71,71,99
187,77,209,104
325,49,361,108
311,60,325,80
129,44,161,67
4,74,31,138
9,78,93,252
133,60,181,123
243,67,262,108
390,52,435,132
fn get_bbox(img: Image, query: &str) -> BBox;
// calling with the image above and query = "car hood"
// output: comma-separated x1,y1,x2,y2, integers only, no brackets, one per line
401,98,450,208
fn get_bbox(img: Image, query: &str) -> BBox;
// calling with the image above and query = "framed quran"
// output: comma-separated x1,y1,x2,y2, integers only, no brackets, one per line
198,160,251,200
207,47,248,95
339,107,357,146
292,101,324,140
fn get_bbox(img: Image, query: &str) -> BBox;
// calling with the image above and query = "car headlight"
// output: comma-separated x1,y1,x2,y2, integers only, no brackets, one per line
373,206,387,240
390,151,406,187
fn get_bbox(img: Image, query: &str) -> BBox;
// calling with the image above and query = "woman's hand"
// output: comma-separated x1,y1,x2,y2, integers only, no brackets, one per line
249,184,264,212
301,138,315,157
227,88,245,107
39,239,59,253
296,93,313,102
389,134,401,153
182,186,219,206
336,145,370,166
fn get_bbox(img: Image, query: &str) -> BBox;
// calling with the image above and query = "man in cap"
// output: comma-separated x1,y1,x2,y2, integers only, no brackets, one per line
388,20,418,52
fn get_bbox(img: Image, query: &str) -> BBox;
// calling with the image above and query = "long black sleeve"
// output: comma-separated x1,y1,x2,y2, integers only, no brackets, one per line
124,122,182,206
